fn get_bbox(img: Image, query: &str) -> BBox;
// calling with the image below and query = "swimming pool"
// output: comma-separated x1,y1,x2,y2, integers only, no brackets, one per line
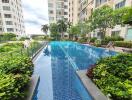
33,42,116,100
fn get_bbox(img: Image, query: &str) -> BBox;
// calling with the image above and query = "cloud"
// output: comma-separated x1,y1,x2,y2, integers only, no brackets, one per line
22,0,49,35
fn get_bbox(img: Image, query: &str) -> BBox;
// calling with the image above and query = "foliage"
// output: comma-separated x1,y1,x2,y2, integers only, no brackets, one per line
94,40,102,47
0,33,17,42
57,20,67,33
93,54,132,100
101,36,124,45
123,7,132,25
19,37,30,41
90,37,97,43
115,41,132,48
0,42,35,100
113,7,130,26
32,35,49,41
0,43,24,53
41,24,49,34
89,5,114,37
0,74,29,100
0,54,33,75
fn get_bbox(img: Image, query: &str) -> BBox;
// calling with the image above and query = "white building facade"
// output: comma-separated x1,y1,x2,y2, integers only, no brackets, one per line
48,0,69,23
0,0,25,36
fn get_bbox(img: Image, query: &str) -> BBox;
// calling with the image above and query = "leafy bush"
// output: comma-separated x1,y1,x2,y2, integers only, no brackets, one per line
0,33,16,42
0,43,24,52
94,40,101,47
115,41,132,48
0,54,33,76
93,54,132,100
19,37,30,41
90,37,97,43
0,74,29,100
101,36,124,45
0,42,35,100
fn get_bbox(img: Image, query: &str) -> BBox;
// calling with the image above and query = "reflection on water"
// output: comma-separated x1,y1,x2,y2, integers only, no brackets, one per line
33,41,116,100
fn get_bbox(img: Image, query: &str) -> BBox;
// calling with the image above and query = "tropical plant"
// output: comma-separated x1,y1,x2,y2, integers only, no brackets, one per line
89,5,114,37
41,24,49,35
123,7,132,25
49,23,60,40
57,20,67,38
68,25,81,40
113,7,130,26
93,54,132,100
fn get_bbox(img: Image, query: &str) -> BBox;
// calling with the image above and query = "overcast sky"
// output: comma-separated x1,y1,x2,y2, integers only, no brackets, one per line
22,0,49,35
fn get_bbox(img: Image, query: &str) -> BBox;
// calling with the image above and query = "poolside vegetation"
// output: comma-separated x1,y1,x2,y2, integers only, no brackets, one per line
0,41,42,99
93,53,132,100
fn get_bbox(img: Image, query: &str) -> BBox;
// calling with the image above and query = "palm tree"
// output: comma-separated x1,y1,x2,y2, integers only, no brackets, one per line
57,20,67,38
41,24,49,35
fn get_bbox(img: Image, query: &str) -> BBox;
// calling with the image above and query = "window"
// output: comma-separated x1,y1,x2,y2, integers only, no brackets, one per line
5,21,13,25
0,28,2,31
64,12,68,15
2,0,9,3
49,17,54,21
49,10,53,14
111,31,120,37
3,6,10,11
115,0,126,9
96,0,107,7
7,28,14,32
48,3,53,8
4,14,12,18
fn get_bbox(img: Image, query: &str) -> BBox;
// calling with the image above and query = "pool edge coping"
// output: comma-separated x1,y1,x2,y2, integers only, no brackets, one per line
76,70,108,100
26,75,40,100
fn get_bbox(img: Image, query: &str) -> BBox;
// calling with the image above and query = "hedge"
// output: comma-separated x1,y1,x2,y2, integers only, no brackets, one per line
0,74,29,100
0,42,34,100
115,41,132,48
0,43,24,53
93,54,132,100
101,36,124,45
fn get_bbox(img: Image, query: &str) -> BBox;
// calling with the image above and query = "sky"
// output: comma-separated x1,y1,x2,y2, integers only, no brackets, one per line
22,0,49,35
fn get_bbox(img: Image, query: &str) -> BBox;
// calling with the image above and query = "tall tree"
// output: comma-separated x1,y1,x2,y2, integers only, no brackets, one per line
57,20,67,38
41,24,49,35
89,5,114,38
123,7,132,25
49,23,60,40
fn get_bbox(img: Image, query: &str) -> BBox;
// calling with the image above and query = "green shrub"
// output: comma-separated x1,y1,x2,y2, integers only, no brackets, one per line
115,41,132,48
0,43,24,52
93,54,132,100
94,40,101,47
0,55,33,76
0,33,16,42
19,37,30,41
90,37,97,43
101,36,124,45
0,74,29,100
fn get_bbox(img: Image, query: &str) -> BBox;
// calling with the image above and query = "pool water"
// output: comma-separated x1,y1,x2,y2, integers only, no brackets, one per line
33,42,116,100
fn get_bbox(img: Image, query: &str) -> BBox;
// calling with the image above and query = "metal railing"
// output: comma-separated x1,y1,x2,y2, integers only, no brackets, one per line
0,42,48,59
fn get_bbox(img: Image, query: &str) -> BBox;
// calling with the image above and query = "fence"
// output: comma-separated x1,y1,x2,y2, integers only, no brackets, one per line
0,41,48,59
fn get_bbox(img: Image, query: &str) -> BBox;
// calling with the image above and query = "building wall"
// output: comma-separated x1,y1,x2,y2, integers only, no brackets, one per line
0,0,25,36
68,0,79,25
48,0,69,23
91,0,132,39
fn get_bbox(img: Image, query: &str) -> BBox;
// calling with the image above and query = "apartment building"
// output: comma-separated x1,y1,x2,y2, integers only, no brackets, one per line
48,0,69,23
68,0,79,25
0,0,25,36
93,0,132,40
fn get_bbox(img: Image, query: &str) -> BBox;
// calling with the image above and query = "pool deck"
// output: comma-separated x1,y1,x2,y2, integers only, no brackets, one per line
76,70,108,100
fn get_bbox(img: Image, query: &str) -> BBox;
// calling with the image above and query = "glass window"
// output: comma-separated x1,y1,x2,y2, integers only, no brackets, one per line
5,21,13,25
3,6,10,11
2,0,9,3
7,28,14,32
4,14,12,18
